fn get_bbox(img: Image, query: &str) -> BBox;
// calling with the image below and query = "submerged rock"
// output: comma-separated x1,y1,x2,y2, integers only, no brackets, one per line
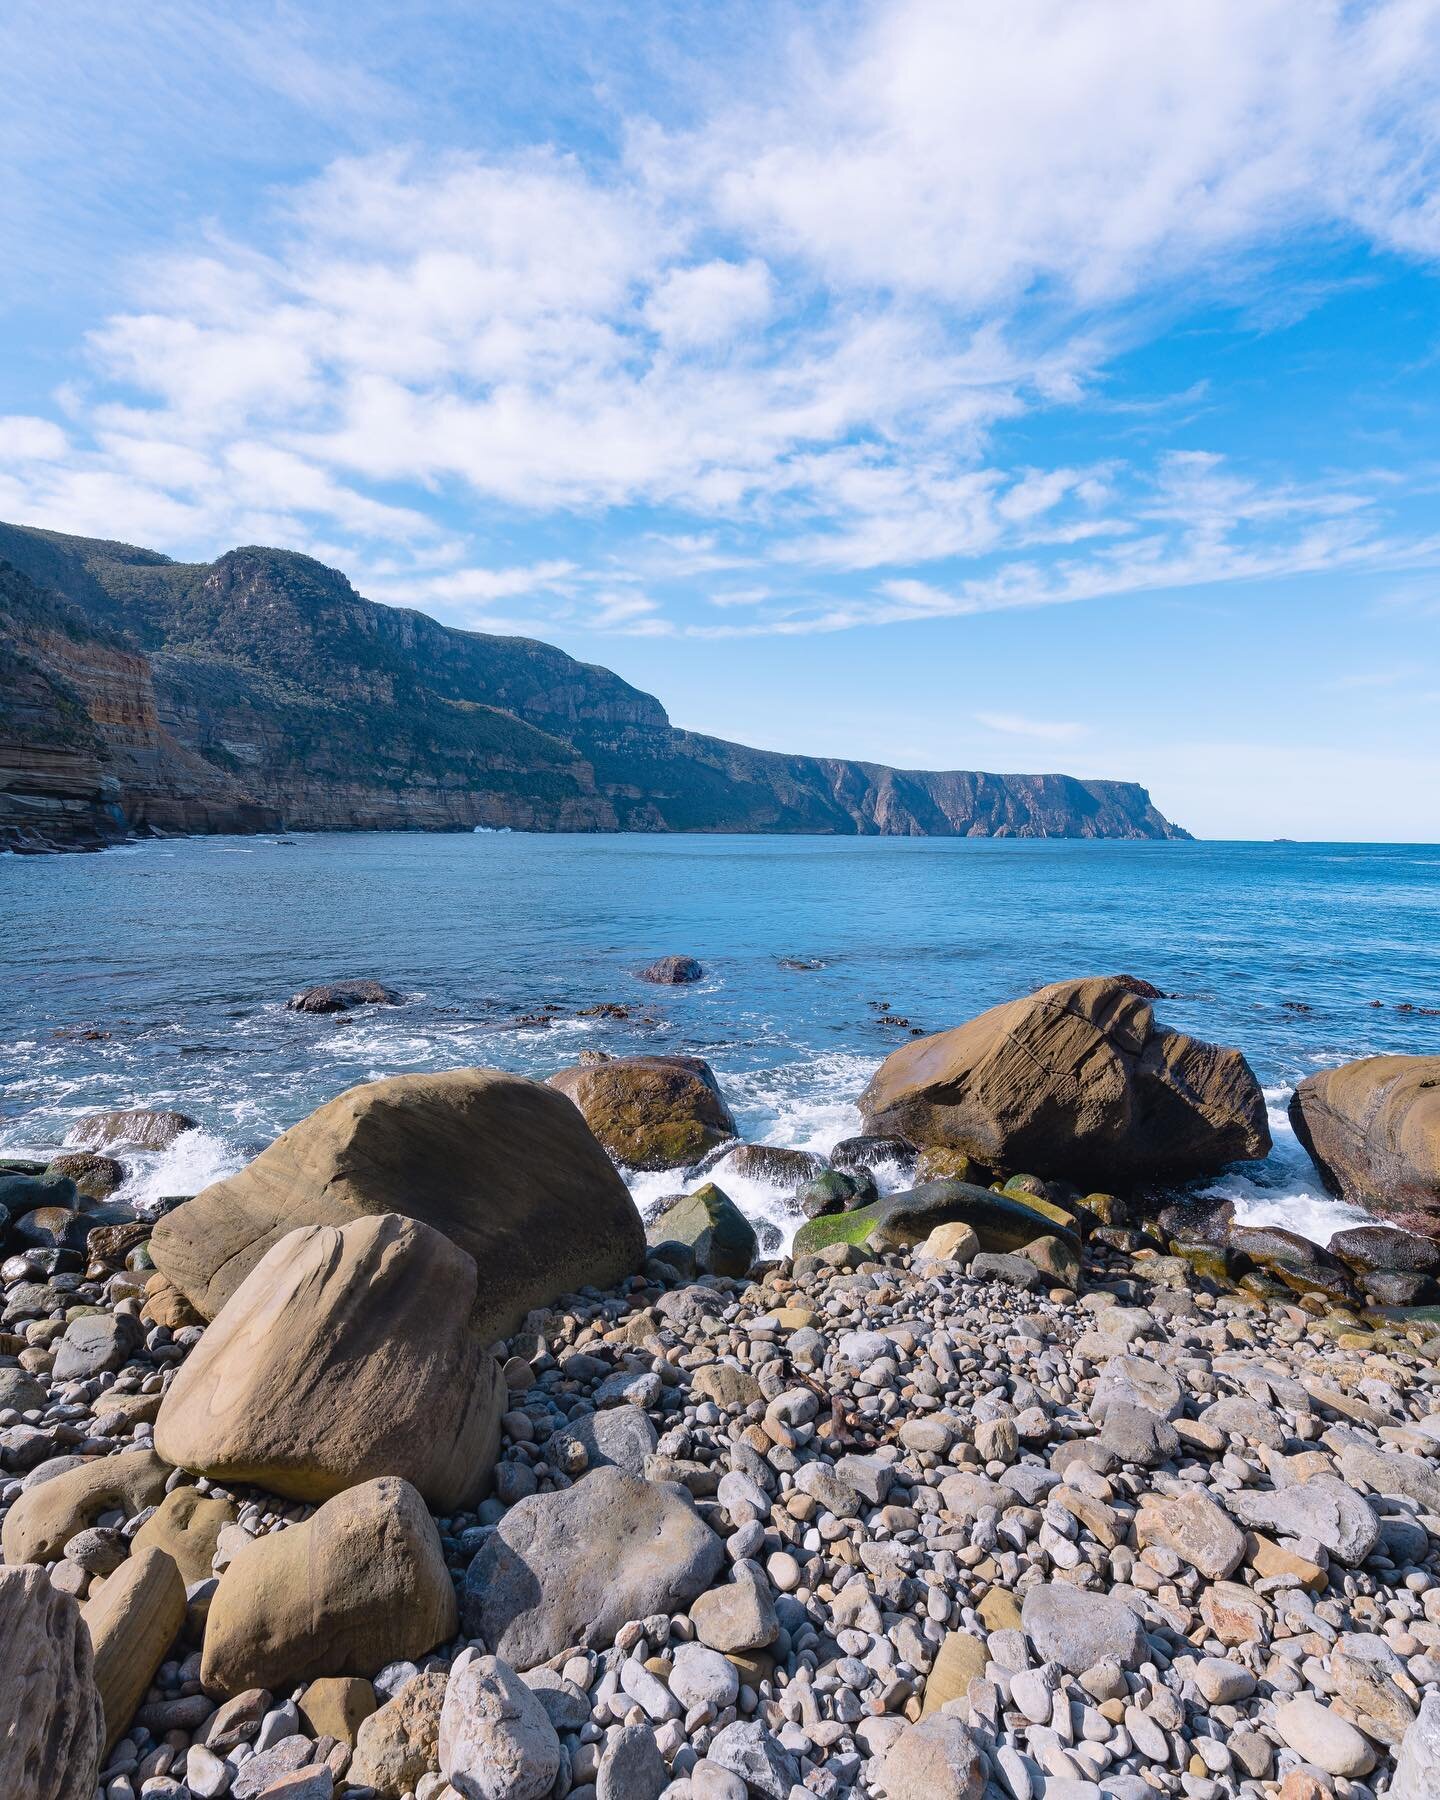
637,955,704,984
287,979,403,1013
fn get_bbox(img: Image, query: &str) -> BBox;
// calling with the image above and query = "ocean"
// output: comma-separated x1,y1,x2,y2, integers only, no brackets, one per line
3,833,1437,1250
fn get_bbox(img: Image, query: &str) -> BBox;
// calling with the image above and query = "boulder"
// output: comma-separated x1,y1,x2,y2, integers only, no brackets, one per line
1225,1476,1381,1567
44,1153,125,1199
548,1055,736,1171
1,1450,172,1565
1021,1582,1146,1673
0,1564,104,1800
1329,1224,1440,1275
350,1671,447,1797
1290,1056,1440,1226
461,1467,723,1669
549,1407,657,1478
82,1545,187,1754
1228,1225,1359,1304
64,1109,196,1153
638,956,704,984
792,1178,1078,1258
710,1144,827,1189
879,1716,986,1799
1394,1691,1440,1800
200,1477,456,1695
133,1488,237,1586
438,1651,560,1800
155,1215,502,1509
0,1172,79,1218
858,976,1269,1184
829,1133,918,1176
149,1068,643,1326
287,980,403,1014
647,1185,756,1277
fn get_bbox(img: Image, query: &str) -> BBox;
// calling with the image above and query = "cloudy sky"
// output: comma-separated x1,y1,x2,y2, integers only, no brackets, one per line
3,0,1439,839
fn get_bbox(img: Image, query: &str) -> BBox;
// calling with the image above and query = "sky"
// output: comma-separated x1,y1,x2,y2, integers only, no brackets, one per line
2,0,1440,840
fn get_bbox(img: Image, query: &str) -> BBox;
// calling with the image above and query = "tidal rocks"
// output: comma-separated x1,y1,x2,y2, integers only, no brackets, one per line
637,955,704,984
81,1545,187,1754
155,1214,502,1509
149,1067,643,1328
858,974,1270,1184
1330,1224,1440,1274
64,1107,197,1152
439,1651,560,1800
647,1184,756,1278
201,1477,456,1695
1228,1224,1359,1303
1290,1055,1440,1223
791,1178,1077,1258
1021,1583,1147,1673
710,1143,827,1188
43,1151,125,1198
287,979,403,1014
829,1133,918,1175
1,1448,172,1565
461,1467,724,1668
0,1564,104,1800
548,1054,736,1172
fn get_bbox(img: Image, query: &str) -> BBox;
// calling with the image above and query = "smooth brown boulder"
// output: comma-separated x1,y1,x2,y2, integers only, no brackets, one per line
859,976,1269,1185
82,1546,187,1754
0,1564,104,1800
64,1109,196,1152
2,1450,172,1566
201,1477,456,1696
149,1068,643,1325
155,1215,502,1509
133,1488,236,1586
1290,1056,1440,1229
548,1054,737,1171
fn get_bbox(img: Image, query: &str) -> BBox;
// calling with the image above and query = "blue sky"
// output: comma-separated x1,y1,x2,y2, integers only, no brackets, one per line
3,0,1440,839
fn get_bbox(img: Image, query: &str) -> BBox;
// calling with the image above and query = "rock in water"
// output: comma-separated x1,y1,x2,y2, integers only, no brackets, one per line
548,1054,736,1171
64,1108,196,1152
1290,1055,1440,1226
81,1545,187,1754
0,1564,104,1800
439,1651,560,1800
858,975,1269,1184
462,1467,724,1669
638,955,704,984
287,980,404,1013
201,1477,456,1695
647,1184,757,1277
155,1214,502,1509
149,1067,643,1325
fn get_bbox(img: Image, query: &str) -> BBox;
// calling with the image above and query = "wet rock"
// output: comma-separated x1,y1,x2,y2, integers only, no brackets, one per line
287,980,403,1013
829,1133,918,1175
711,1143,826,1188
550,1054,737,1172
1290,1055,1440,1224
637,955,704,984
647,1184,756,1278
44,1151,125,1199
65,1108,197,1152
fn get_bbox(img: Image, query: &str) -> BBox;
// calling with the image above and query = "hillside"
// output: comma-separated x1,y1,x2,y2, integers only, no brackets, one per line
0,522,1189,850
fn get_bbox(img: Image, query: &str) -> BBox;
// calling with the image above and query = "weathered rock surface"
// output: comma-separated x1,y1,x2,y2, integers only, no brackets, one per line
349,1671,447,1797
0,1563,104,1800
1225,1476,1382,1567
150,1068,643,1325
1291,1055,1440,1226
1021,1582,1147,1673
439,1651,561,1800
201,1477,456,1695
792,1178,1077,1258
548,1054,736,1171
647,1184,756,1277
879,1715,986,1799
462,1467,724,1668
81,1545,187,1753
859,975,1269,1183
638,956,704,984
64,1108,196,1152
155,1214,502,1508
1,1449,171,1565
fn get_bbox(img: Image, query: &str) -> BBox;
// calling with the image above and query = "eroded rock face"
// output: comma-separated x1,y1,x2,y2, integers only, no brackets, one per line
82,1546,187,1754
1290,1056,1440,1228
1,1450,172,1566
0,1564,105,1800
155,1215,502,1509
461,1468,724,1670
859,976,1270,1185
150,1068,643,1326
548,1055,736,1172
201,1478,456,1696
64,1108,196,1153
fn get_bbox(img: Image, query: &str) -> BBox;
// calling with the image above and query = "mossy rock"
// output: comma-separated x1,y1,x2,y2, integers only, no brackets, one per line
1169,1239,1233,1285
648,1183,756,1277
1075,1193,1127,1228
792,1180,1081,1259
915,1147,991,1185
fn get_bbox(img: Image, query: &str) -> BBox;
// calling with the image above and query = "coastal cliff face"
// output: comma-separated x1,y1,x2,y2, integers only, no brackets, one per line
0,522,1190,847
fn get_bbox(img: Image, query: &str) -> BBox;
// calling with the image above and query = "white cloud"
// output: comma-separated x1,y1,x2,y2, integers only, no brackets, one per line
643,259,773,346
0,415,69,461
975,712,1088,743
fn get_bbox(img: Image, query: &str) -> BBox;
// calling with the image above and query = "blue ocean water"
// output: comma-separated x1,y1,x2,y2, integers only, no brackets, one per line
2,833,1437,1246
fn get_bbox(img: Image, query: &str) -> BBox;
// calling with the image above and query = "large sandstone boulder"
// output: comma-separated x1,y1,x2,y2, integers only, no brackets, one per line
859,976,1269,1185
461,1467,724,1669
149,1068,643,1325
1,1450,172,1566
155,1215,502,1509
547,1055,736,1171
0,1564,104,1800
1290,1056,1440,1229
201,1478,456,1695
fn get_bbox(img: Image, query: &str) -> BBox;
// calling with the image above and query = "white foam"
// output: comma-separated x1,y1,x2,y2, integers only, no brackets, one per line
116,1129,245,1216
1196,1087,1374,1249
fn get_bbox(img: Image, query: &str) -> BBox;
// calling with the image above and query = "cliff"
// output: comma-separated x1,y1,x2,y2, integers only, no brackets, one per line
0,522,1190,848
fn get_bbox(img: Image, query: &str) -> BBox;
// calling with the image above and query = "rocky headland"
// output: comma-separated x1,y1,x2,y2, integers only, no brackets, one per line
4,976,1440,1800
0,523,1189,852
